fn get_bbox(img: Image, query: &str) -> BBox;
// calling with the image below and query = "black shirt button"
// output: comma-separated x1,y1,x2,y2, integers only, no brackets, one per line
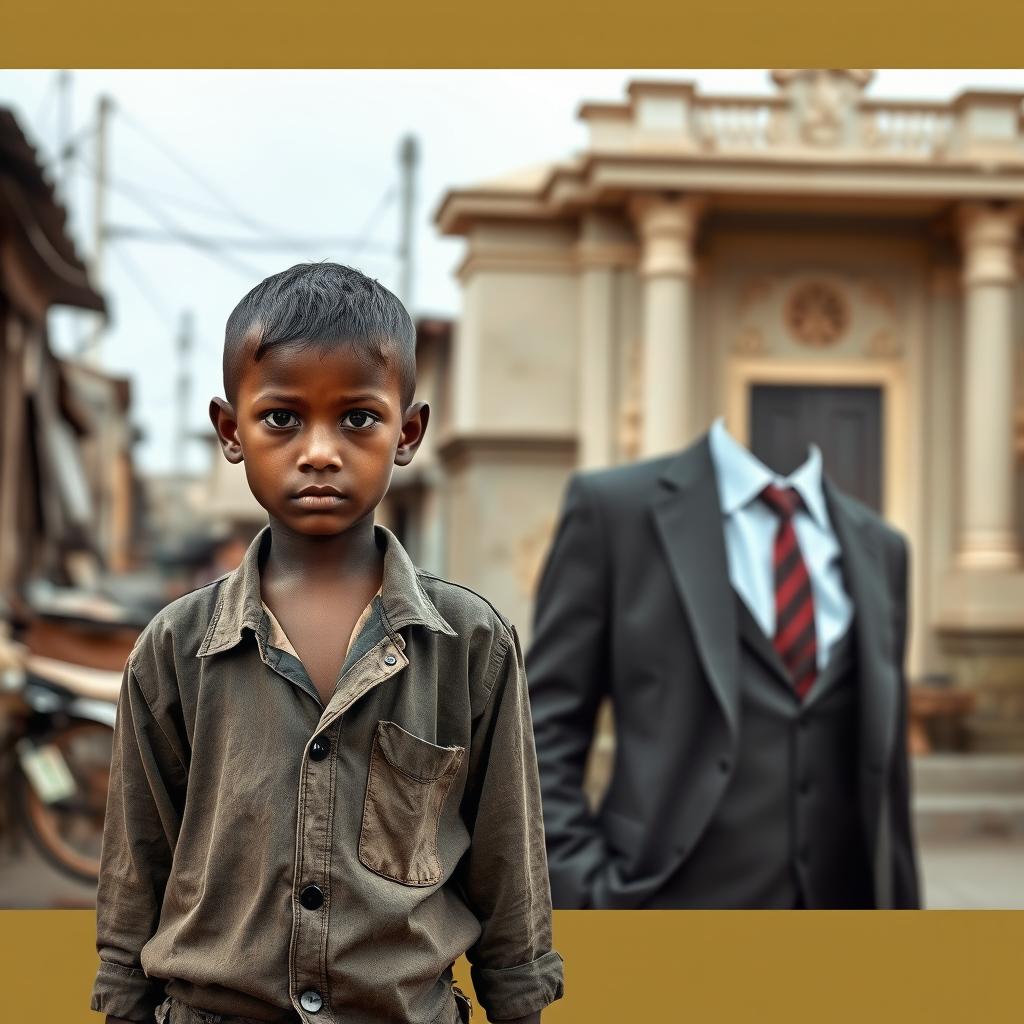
309,737,330,761
799,780,811,797
299,884,325,910
799,845,810,864
718,757,731,774
300,990,323,1013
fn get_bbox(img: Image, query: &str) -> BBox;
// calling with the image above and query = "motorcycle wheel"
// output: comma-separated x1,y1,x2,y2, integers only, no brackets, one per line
16,719,113,885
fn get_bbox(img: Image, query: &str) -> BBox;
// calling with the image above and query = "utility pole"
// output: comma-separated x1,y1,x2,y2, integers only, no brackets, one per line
57,70,72,196
175,309,194,484
397,134,419,312
83,94,113,365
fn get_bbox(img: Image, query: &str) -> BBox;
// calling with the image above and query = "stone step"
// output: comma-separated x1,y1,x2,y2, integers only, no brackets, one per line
912,754,1024,795
913,793,1024,841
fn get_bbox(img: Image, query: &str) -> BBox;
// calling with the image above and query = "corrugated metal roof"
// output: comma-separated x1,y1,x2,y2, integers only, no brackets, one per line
0,107,105,314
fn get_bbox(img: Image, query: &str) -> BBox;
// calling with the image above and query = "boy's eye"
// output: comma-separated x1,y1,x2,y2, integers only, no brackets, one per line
341,410,379,431
263,410,299,429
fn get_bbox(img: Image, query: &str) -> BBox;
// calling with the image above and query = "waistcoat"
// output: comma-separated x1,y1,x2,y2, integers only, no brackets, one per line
644,590,874,909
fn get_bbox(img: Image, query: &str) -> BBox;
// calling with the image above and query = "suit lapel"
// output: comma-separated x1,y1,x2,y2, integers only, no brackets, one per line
650,436,741,743
823,479,898,838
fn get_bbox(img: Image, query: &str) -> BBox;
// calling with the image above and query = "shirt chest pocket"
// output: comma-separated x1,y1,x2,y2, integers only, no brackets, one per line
358,719,465,886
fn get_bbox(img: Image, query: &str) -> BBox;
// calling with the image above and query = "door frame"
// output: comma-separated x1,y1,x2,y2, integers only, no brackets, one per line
725,357,909,534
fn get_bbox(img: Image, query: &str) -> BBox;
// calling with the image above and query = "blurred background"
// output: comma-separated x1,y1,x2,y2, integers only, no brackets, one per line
0,68,1022,909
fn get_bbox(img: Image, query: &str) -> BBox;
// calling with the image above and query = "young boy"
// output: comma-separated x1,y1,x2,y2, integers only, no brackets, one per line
90,263,564,1024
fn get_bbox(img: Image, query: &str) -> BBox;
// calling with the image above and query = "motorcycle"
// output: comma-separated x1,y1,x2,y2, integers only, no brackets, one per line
1,636,120,885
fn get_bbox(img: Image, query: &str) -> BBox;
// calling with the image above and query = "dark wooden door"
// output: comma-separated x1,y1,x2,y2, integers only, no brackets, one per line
749,384,883,511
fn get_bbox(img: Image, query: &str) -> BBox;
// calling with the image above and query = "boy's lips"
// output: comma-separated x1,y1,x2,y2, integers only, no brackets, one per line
295,485,344,497
291,485,347,509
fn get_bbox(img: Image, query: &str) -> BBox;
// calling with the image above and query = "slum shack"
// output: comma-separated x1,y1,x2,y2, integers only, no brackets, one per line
0,107,146,666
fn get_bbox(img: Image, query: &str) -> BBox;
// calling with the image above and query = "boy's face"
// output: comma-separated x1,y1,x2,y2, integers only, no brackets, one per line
209,340,426,538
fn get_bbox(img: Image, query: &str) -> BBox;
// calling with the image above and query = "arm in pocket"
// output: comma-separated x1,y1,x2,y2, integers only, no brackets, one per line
526,472,612,909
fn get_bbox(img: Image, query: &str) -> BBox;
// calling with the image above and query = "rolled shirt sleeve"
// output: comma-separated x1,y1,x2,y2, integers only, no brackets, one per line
456,625,565,1021
90,658,187,1022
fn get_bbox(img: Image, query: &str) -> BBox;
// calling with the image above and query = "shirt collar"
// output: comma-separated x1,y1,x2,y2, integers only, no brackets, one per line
197,523,456,658
707,416,828,527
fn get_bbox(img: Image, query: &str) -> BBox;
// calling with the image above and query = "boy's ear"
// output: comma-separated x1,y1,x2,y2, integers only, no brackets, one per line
209,397,244,464
395,401,429,467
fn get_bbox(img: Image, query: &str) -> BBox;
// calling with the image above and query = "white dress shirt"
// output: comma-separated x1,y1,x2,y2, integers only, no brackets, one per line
707,416,853,672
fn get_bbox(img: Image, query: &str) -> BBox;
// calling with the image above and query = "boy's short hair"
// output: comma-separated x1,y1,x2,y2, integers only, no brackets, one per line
223,262,417,407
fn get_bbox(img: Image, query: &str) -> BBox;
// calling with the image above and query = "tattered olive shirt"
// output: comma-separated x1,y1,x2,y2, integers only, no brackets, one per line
90,525,564,1024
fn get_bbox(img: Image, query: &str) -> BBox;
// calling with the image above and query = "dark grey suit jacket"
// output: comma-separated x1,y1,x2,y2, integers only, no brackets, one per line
525,433,920,909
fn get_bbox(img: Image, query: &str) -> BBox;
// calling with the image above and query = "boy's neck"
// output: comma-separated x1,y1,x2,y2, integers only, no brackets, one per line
261,514,383,588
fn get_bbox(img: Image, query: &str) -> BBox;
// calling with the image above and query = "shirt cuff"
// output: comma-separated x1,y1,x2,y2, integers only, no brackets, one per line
90,959,165,1022
471,949,565,1020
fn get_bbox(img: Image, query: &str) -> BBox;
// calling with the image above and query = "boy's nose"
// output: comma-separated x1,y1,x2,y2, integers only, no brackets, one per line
299,426,343,471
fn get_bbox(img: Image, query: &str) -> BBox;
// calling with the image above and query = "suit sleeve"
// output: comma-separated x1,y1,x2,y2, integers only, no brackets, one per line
525,473,611,909
889,533,922,909
89,658,186,1021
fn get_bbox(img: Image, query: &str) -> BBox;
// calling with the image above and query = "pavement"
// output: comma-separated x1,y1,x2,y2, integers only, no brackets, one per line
917,835,1024,909
0,827,97,908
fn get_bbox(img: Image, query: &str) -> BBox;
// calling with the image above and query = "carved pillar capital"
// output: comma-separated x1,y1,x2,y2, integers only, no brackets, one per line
629,194,706,278
958,202,1021,287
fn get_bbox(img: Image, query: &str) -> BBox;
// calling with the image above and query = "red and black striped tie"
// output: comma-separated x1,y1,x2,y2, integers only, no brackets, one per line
760,483,817,700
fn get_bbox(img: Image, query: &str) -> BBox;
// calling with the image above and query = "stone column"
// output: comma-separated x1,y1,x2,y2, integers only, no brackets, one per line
576,212,632,469
630,195,704,458
956,202,1021,570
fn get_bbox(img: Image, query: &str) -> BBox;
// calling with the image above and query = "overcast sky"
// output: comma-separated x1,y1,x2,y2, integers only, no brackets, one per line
3,69,1024,474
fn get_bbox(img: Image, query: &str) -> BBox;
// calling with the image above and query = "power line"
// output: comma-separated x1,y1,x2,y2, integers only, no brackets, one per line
349,184,398,259
106,243,222,358
96,173,365,238
51,117,100,163
116,107,287,237
104,223,396,255
32,72,59,138
71,101,405,302
79,148,397,257
106,239,177,328
111,179,258,228
74,150,265,280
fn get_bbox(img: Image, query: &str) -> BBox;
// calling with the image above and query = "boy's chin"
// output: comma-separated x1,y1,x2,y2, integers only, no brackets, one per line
271,507,370,537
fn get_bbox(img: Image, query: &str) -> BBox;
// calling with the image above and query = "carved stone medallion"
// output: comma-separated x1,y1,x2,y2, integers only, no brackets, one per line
785,280,849,347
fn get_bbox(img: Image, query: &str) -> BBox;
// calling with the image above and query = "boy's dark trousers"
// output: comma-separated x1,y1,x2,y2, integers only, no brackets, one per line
525,432,921,910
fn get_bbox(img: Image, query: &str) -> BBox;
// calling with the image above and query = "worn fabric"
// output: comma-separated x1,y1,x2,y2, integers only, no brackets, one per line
90,525,563,1024
152,982,474,1024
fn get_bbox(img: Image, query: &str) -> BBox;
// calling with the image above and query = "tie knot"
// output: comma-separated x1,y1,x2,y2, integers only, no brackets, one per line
760,483,802,520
